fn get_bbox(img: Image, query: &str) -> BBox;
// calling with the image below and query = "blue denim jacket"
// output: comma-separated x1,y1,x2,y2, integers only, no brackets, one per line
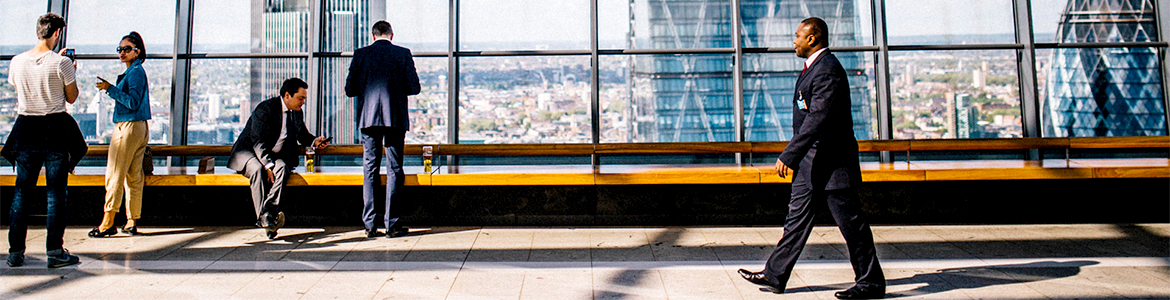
106,59,151,123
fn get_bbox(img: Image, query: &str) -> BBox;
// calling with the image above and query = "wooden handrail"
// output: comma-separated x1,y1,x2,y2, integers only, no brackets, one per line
13,136,1169,158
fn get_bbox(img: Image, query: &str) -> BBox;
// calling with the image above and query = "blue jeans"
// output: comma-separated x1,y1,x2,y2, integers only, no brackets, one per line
8,150,69,254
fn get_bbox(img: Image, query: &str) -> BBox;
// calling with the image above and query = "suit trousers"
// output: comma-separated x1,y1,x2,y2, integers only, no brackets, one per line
764,168,885,289
361,127,406,231
242,157,290,222
103,120,148,219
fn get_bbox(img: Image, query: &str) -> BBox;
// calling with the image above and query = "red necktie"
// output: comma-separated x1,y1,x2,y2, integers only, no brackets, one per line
800,64,807,77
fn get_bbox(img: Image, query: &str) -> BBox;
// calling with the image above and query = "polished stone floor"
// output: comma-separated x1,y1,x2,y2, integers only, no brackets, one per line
1,224,1168,299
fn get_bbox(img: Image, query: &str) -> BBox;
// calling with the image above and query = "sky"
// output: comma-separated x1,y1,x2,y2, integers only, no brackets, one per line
0,0,1085,51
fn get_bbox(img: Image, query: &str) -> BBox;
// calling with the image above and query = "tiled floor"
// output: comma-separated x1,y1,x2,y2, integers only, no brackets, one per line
2,224,1168,299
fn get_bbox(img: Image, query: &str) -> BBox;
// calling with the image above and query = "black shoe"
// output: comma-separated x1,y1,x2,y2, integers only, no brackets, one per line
274,212,285,228
366,229,382,238
7,251,24,267
738,269,783,294
266,228,279,240
386,227,409,238
46,248,80,268
88,227,117,238
834,285,885,299
121,225,140,236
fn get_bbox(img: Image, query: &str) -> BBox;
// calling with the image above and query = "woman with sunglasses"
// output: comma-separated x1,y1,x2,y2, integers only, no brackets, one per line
89,32,151,238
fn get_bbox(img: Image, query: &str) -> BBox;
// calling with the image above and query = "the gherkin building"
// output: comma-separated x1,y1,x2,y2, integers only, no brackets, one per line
1042,0,1166,137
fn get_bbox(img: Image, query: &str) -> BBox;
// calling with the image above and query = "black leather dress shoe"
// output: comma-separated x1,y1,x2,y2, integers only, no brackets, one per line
834,285,885,299
737,269,784,294
366,229,382,238
387,227,409,238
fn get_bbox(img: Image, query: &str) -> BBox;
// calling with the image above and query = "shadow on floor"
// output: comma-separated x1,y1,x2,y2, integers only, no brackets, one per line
790,260,1099,298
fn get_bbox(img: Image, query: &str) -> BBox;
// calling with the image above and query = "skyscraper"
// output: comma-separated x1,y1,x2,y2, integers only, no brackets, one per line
320,0,384,144
630,0,871,142
251,0,309,115
1043,0,1165,137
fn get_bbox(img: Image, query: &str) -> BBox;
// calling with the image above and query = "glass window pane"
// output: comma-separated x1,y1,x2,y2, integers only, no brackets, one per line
600,54,734,143
1032,0,1159,44
73,59,173,144
385,0,449,52
187,58,307,145
0,61,13,142
599,0,733,50
743,51,877,141
460,0,589,51
889,50,1021,139
740,0,873,48
1037,47,1166,137
194,0,309,53
0,0,45,56
460,56,592,143
320,57,447,145
67,0,176,54
885,0,1015,45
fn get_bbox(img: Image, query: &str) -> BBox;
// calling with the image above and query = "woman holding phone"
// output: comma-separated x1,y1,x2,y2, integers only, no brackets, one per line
89,32,151,237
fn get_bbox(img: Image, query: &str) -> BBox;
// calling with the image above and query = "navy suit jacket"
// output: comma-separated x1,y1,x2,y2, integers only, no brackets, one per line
227,97,316,172
345,40,421,130
778,50,862,190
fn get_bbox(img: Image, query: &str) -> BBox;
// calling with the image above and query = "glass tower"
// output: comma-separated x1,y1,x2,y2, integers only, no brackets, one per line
1043,0,1165,137
631,0,871,142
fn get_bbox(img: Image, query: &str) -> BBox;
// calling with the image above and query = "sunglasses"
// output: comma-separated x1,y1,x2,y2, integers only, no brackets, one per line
116,46,138,53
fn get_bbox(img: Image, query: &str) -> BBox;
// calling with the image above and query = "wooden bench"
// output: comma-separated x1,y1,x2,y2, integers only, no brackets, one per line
2,137,1166,186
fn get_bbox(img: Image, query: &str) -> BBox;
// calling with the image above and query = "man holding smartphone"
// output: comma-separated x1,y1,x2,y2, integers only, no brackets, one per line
227,78,330,239
2,13,85,268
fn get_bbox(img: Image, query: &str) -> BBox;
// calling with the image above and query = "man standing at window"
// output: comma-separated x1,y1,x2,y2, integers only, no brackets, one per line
737,17,885,299
2,13,85,268
227,78,330,240
346,20,421,239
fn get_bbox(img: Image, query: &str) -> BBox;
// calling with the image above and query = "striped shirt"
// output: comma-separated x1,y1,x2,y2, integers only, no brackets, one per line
7,51,75,116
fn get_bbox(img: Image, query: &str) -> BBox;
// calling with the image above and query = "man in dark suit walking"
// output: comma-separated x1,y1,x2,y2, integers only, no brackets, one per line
345,20,421,238
738,17,886,299
228,78,330,239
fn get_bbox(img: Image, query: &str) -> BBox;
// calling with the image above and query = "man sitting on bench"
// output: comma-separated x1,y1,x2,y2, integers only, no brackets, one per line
227,78,329,239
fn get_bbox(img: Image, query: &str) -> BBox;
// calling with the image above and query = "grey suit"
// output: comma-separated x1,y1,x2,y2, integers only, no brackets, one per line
227,97,316,223
345,39,421,231
764,50,884,290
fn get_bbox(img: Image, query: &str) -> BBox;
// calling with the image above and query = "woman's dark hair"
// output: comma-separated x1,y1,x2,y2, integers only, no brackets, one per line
121,31,146,63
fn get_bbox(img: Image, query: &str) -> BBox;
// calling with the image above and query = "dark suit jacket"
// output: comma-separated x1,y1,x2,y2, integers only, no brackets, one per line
345,40,421,130
778,50,862,190
227,97,316,172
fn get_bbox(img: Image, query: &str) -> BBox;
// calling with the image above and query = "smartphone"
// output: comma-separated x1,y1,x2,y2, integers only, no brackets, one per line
321,136,334,143
63,49,75,61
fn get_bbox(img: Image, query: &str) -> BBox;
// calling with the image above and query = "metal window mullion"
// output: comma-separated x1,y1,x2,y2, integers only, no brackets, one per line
872,0,893,163
1159,0,1170,130
50,0,67,49
1014,0,1041,161
732,0,744,165
170,0,195,163
590,0,600,169
308,0,321,135
448,0,459,145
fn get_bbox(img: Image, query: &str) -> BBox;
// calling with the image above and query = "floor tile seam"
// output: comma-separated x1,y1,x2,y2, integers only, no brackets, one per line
712,256,750,300
367,269,397,300
441,228,480,300
293,266,333,300
1016,274,1126,299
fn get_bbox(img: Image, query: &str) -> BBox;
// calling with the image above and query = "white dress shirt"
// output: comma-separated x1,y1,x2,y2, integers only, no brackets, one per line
271,99,292,154
805,48,827,70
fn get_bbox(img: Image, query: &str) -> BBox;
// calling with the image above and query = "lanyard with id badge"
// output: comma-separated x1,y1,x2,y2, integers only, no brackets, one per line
797,91,809,110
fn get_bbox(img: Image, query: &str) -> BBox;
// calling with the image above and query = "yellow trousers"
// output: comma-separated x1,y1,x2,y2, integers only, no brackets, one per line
104,120,148,219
